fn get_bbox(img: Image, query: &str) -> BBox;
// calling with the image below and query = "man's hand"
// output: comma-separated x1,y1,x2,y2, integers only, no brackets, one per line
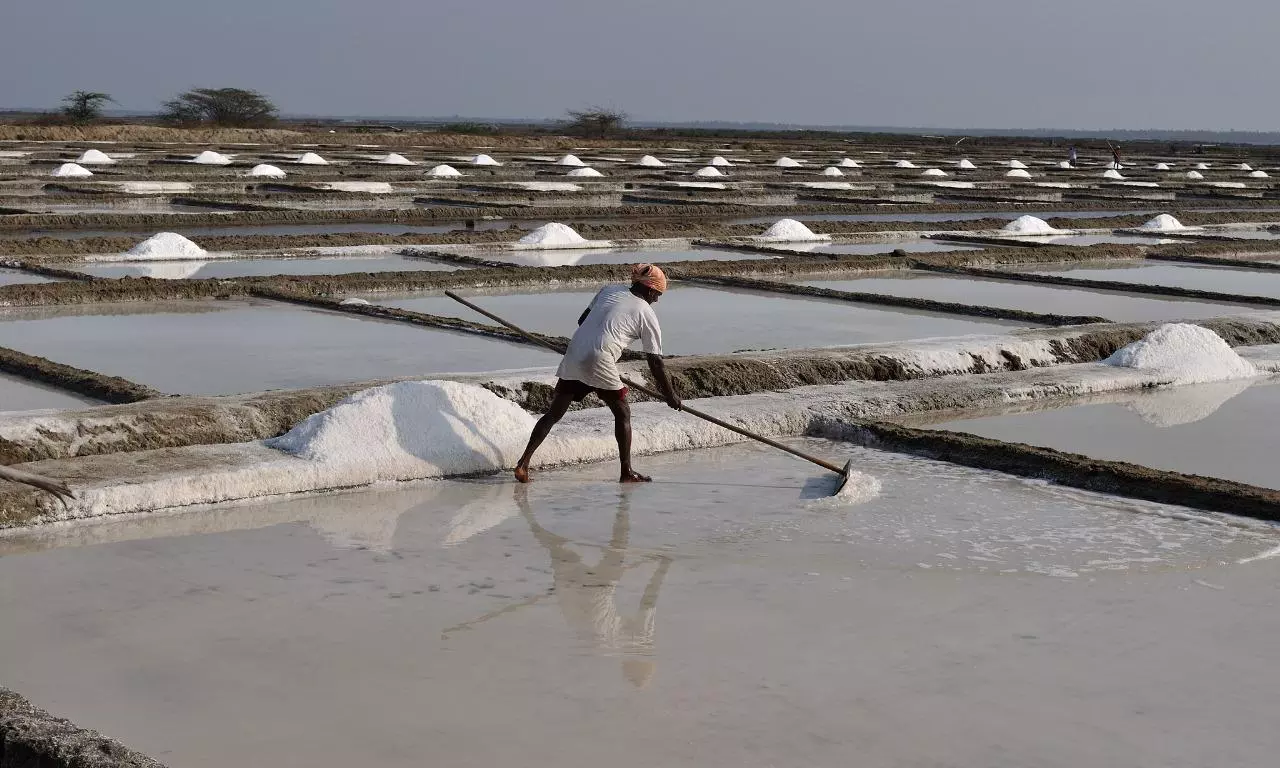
665,393,682,411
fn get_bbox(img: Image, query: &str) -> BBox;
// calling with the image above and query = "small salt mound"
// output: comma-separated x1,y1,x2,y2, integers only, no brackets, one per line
296,152,328,165
1140,214,1187,231
380,153,416,165
1238,163,1253,171
556,154,585,166
894,160,918,168
822,166,844,176
75,149,115,165
192,151,232,165
1102,169,1125,180
1057,161,1073,169
340,298,371,306
471,154,501,166
428,164,462,177
50,162,93,178
248,163,286,178
1007,160,1028,169
1249,170,1270,178
266,381,535,480
1005,169,1032,179
1154,162,1171,170
1194,162,1211,170
1103,323,1256,385
1186,170,1205,180
921,168,948,177
693,166,724,177
566,167,604,177
957,159,977,170
637,155,666,167
124,232,208,261
1001,215,1059,235
806,470,882,508
838,158,861,168
710,156,734,166
518,222,588,247
775,157,802,168
759,218,829,242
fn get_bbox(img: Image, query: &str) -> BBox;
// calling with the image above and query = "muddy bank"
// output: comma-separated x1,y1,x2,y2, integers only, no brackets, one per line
831,420,1280,523
1147,252,1280,270
0,687,167,768
0,346,159,407
0,278,245,307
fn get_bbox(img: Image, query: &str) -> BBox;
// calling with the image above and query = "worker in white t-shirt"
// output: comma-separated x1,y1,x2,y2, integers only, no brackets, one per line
514,263,682,483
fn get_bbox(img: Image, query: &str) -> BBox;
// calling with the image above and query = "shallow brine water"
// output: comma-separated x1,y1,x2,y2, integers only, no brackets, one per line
75,254,462,279
1018,261,1280,299
467,247,772,267
0,373,100,411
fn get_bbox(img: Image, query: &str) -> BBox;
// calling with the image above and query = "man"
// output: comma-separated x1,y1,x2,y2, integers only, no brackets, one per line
514,263,681,484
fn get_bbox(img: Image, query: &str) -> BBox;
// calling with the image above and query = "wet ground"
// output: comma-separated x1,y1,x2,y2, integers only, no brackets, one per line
379,284,1025,354
930,376,1280,490
0,372,101,411
1021,261,1280,298
75,254,462,279
0,268,56,287
797,273,1254,322
1,439,1277,768
0,299,557,395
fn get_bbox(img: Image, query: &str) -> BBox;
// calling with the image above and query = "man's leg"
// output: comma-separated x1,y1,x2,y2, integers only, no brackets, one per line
515,382,579,483
600,390,650,483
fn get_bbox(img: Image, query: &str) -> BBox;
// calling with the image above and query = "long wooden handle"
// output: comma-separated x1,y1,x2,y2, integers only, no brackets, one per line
445,291,847,476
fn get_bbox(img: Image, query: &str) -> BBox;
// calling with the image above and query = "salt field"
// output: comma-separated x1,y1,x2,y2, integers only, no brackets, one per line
930,377,1280,490
0,373,100,411
75,253,461,279
1020,261,1280,299
0,300,557,395
2,440,1278,768
378,285,1024,354
797,273,1254,322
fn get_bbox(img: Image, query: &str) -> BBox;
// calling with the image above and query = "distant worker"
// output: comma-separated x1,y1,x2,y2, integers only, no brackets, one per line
513,264,682,483
1068,146,1078,166
1112,145,1122,168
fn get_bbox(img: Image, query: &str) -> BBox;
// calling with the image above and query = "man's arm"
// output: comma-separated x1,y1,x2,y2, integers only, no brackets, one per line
645,354,682,410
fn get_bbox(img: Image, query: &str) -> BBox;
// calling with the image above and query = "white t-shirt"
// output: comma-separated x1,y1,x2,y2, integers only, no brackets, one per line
557,284,663,390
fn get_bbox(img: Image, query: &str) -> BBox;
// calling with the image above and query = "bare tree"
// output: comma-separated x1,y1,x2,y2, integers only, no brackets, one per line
160,87,278,127
565,106,627,138
61,91,114,125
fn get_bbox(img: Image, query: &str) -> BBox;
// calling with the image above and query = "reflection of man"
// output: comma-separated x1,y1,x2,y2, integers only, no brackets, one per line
518,489,670,688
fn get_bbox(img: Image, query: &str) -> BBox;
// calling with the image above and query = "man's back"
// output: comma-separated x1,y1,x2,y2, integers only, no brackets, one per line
558,284,663,390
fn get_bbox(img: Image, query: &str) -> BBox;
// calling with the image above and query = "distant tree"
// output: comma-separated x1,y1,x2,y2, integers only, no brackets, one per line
61,91,114,125
565,107,626,138
160,88,277,127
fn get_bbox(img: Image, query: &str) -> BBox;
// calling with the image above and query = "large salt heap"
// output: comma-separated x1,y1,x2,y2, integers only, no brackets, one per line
822,166,845,176
266,381,535,481
1005,169,1032,179
51,163,93,178
1249,170,1270,178
775,157,802,168
1103,324,1256,385
248,164,287,178
1102,169,1125,180
837,158,861,168
757,218,830,242
1186,170,1205,180
1139,214,1188,232
894,160,918,168
517,222,590,248
192,150,232,165
122,232,208,261
556,154,586,167
380,153,416,165
1194,162,1211,170
1006,160,1028,169
566,167,604,177
1057,160,1073,169
296,152,328,165
957,159,977,170
428,164,462,177
1238,163,1253,171
710,156,734,166
1001,215,1059,236
471,154,502,166
637,155,666,167
75,149,115,165
1154,162,1172,170
693,166,724,177
921,168,948,177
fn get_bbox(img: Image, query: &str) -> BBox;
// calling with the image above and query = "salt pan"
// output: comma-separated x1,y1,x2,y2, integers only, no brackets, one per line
1103,323,1257,386
380,153,416,165
566,167,604,177
50,163,92,178
471,154,502,166
1005,169,1032,179
693,166,724,177
123,232,208,261
637,155,666,167
248,164,286,178
518,222,589,247
296,152,328,165
75,149,115,165
1001,215,1059,235
192,151,232,165
428,164,462,177
556,154,586,166
758,218,830,242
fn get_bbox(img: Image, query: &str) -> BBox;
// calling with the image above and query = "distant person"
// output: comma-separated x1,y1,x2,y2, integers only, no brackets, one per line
1068,146,1078,166
513,264,682,483
1112,145,1122,168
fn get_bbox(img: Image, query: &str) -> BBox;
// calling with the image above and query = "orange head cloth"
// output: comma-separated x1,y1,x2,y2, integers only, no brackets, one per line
631,263,668,293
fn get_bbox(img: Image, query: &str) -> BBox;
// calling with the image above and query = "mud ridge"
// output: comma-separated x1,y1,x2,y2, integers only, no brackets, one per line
0,346,159,406
0,687,168,768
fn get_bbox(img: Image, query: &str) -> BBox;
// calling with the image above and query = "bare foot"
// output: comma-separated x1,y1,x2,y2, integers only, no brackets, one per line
620,470,652,483
514,464,531,483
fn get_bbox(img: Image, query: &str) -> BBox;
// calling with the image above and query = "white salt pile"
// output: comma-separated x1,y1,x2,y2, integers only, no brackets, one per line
1103,323,1257,385
758,218,830,242
1007,160,1028,169
1194,162,1211,170
775,157,802,168
822,166,844,176
380,153,416,165
340,298,371,306
296,152,328,165
50,163,93,178
1107,161,1123,170
566,167,604,177
1154,162,1172,170
192,151,232,165
75,149,115,165
517,222,589,247
838,158,861,168
957,159,977,170
1186,170,1205,180
710,156,734,166
693,166,724,177
556,154,586,166
428,164,462,177
123,232,208,261
1057,161,1073,169
1102,169,1125,179
1249,170,1270,178
921,168,948,177
637,155,666,167
1238,163,1253,171
894,160,918,168
266,381,534,480
248,164,286,178
1005,169,1032,179
471,154,501,166
1001,215,1059,235
1140,214,1187,231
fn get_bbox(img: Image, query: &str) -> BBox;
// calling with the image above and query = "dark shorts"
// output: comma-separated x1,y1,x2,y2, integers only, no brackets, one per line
556,378,628,403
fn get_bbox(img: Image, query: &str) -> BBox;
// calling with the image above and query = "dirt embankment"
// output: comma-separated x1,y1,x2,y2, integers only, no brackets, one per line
0,346,159,405
0,687,168,768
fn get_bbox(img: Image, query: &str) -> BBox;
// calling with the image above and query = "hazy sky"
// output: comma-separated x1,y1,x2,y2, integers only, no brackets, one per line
4,0,1277,130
